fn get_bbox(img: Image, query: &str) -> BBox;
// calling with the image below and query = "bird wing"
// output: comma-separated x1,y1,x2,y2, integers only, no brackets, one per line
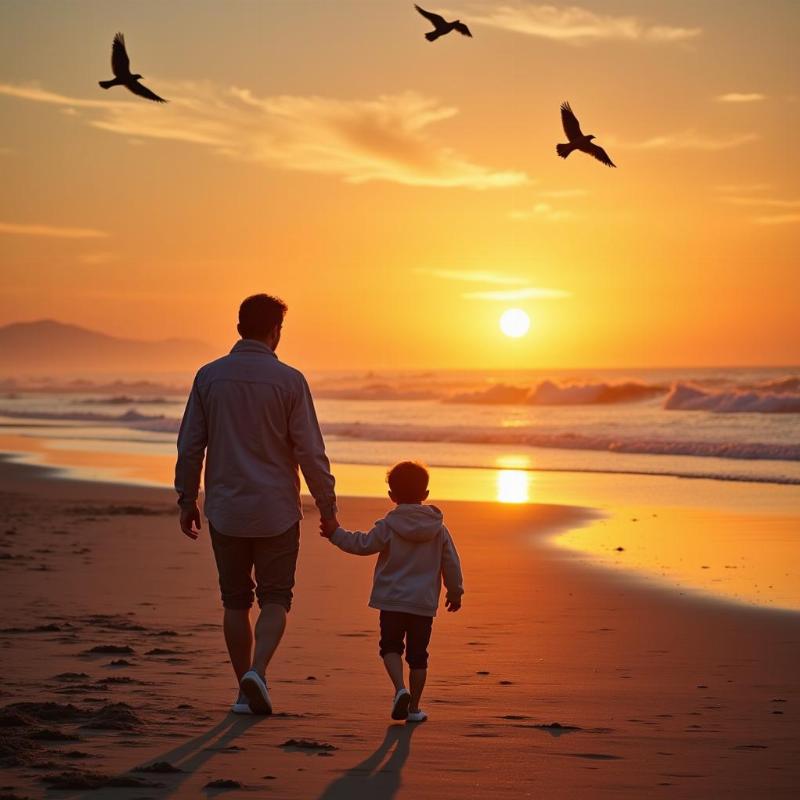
415,5,446,28
587,142,616,167
127,80,167,103
560,102,583,141
111,32,130,78
454,21,473,37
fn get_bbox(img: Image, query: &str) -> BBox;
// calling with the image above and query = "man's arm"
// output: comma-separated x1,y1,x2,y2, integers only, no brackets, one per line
175,376,207,539
289,374,337,521
326,521,390,556
441,526,464,611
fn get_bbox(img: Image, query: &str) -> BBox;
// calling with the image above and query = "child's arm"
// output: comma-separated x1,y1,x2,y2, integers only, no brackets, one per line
324,519,391,556
441,525,464,611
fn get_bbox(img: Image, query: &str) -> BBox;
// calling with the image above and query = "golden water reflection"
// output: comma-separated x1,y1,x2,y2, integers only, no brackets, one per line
496,469,530,504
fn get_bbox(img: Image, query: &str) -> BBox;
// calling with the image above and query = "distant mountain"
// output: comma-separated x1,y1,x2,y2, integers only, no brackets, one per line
0,319,216,374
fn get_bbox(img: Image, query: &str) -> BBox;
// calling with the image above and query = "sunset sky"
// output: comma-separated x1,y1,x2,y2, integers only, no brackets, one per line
1,0,798,370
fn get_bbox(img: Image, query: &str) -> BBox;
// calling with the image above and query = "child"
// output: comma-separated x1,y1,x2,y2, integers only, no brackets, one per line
320,461,463,723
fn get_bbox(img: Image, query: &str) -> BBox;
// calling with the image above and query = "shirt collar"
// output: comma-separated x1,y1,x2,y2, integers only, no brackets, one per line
231,339,277,358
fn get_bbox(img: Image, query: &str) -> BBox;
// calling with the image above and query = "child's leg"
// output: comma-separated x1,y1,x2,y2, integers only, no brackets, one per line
405,615,433,712
409,668,427,712
379,611,407,692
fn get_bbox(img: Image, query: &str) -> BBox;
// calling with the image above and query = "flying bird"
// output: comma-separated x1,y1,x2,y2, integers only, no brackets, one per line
414,5,472,41
556,102,615,168
98,33,167,103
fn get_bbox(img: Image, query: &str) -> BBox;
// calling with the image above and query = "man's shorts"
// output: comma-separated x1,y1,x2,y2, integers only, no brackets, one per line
209,522,300,611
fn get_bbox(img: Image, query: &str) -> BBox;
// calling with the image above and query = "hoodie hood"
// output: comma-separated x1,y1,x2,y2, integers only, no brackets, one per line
385,504,443,543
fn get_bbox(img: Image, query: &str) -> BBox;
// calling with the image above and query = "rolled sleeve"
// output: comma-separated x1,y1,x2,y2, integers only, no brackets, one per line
289,375,337,518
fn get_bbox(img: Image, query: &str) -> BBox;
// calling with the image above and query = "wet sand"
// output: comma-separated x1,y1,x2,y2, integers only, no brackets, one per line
0,458,798,799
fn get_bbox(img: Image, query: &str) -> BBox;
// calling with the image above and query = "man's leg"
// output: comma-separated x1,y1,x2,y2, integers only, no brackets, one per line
209,526,257,694
251,523,300,678
250,603,286,675
224,608,253,683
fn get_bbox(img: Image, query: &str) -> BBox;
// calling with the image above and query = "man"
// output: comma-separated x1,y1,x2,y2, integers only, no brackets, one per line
175,293,338,715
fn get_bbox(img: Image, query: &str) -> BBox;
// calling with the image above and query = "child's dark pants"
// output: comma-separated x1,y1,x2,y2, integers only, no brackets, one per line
379,610,433,669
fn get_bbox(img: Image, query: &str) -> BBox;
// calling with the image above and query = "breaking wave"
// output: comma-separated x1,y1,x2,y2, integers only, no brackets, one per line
665,383,800,414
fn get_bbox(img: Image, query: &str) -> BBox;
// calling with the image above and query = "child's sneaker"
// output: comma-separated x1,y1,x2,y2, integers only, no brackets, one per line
391,688,411,720
407,709,427,723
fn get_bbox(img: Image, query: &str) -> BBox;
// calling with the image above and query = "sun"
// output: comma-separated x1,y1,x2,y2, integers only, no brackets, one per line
499,308,530,338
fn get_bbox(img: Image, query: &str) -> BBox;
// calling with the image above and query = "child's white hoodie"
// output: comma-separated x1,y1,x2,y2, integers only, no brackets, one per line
329,504,464,617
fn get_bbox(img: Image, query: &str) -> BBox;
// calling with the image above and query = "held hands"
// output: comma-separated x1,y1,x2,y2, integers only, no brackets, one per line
179,503,202,540
445,598,462,613
319,515,340,539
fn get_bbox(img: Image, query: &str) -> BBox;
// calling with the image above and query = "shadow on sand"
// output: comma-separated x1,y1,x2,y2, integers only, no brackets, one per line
60,713,262,799
317,722,420,800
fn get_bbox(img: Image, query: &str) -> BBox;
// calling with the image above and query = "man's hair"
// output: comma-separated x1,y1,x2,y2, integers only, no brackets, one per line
386,461,429,503
238,294,288,339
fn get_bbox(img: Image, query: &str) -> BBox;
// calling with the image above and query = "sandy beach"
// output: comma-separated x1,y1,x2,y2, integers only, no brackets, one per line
1,458,798,799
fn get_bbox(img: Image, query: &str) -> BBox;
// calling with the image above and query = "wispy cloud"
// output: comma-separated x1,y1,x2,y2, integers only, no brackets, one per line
509,202,575,222
620,131,759,151
421,268,568,301
416,269,528,285
463,286,570,300
716,92,765,103
538,188,588,198
78,251,118,265
723,197,800,209
0,222,108,239
753,214,800,225
715,183,770,194
454,3,701,44
0,81,530,189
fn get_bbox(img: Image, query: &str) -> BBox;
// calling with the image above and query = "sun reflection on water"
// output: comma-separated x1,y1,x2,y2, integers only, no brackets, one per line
496,469,530,504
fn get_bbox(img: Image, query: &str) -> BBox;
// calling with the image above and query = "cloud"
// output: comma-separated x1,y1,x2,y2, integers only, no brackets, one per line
621,131,759,151
0,81,530,189
715,183,770,193
420,268,568,301
509,202,575,222
753,214,800,225
716,92,765,103
463,286,570,300
455,3,701,44
78,251,118,265
0,222,108,239
416,269,529,285
0,83,127,108
723,197,800,209
538,188,588,198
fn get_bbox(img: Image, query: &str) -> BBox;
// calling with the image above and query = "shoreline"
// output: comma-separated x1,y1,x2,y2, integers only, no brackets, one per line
2,448,799,614
0,458,798,798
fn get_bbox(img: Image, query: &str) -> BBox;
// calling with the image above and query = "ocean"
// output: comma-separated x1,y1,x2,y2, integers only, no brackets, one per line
1,366,798,488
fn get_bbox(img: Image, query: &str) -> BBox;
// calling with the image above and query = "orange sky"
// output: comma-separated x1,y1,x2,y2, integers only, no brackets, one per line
1,1,798,370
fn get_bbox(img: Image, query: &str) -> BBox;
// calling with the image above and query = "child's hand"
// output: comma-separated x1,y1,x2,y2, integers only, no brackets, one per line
445,598,461,613
319,516,339,539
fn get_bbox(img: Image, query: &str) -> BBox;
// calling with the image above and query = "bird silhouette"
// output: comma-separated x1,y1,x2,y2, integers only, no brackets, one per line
98,33,167,103
414,5,472,41
556,102,615,167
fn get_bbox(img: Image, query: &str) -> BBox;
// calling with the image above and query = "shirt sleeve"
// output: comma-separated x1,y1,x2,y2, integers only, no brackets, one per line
441,526,464,603
174,376,208,509
330,522,390,555
289,374,337,519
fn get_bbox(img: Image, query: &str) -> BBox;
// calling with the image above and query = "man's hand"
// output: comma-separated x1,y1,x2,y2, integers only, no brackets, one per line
319,515,339,539
445,598,461,613
179,504,202,540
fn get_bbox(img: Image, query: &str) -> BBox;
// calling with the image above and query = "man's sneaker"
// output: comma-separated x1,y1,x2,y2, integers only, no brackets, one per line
407,709,427,723
230,695,253,715
240,670,272,715
391,688,411,720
